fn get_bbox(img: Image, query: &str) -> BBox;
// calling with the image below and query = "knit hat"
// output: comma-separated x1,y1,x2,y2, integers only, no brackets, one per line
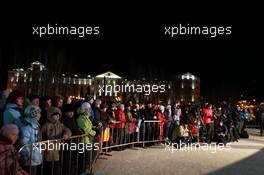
0,124,19,138
81,102,91,110
24,105,41,118
118,104,124,109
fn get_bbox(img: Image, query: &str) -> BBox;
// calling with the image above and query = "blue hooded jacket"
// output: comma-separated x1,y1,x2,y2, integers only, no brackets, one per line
3,103,23,128
19,115,42,166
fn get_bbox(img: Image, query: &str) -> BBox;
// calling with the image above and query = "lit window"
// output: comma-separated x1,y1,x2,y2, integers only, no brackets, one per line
192,82,195,89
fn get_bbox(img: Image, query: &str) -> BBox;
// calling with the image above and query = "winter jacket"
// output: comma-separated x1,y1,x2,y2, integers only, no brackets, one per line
19,121,42,166
3,103,23,129
0,134,28,175
144,107,155,120
202,108,213,124
125,110,135,135
62,117,83,136
40,107,72,161
115,109,126,128
107,108,118,128
157,111,165,140
93,107,108,127
76,108,96,143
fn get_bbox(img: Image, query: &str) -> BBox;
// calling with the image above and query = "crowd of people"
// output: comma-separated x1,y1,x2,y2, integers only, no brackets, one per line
0,89,264,175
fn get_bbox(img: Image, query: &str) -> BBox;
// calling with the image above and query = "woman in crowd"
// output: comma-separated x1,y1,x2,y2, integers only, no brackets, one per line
19,105,42,175
3,90,25,129
115,104,126,146
40,107,72,175
0,124,28,175
76,102,97,173
156,105,166,141
202,104,214,143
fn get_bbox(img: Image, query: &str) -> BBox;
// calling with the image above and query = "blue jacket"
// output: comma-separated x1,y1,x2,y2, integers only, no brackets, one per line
19,121,42,166
3,103,23,128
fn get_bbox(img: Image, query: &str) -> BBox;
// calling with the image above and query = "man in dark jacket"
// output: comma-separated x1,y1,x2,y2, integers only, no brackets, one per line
62,104,82,175
143,102,155,145
62,104,83,135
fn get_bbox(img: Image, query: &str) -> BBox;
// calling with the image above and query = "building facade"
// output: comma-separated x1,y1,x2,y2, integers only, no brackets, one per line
6,62,200,103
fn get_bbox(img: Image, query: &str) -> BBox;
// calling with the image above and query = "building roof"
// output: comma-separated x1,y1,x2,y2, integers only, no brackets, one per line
95,71,122,79
181,72,196,80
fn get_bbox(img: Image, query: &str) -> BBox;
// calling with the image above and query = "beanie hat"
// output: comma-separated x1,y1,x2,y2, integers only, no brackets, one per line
24,105,41,118
118,104,124,109
81,102,91,110
0,124,19,138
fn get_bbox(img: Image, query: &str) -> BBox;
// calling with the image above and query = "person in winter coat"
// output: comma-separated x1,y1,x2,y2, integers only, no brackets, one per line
124,105,136,143
173,104,181,126
157,105,166,141
39,96,52,127
62,104,83,136
76,102,97,174
40,107,72,175
131,104,141,142
27,93,40,106
115,104,126,145
164,105,172,141
76,102,96,143
3,90,25,129
202,104,214,143
84,95,95,121
143,102,156,145
106,103,119,146
0,124,28,175
62,104,82,175
19,105,42,175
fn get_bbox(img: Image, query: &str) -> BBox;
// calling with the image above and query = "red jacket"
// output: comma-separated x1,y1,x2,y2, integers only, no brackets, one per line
203,108,213,124
115,109,126,128
157,112,165,127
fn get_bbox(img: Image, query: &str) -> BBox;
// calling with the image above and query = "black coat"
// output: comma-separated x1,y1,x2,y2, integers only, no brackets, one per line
62,117,83,136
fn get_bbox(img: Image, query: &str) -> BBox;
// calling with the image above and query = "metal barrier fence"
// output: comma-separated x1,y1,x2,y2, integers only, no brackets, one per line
1,120,163,175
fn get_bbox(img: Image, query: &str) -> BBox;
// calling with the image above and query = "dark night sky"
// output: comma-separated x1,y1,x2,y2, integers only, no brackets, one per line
0,4,263,101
